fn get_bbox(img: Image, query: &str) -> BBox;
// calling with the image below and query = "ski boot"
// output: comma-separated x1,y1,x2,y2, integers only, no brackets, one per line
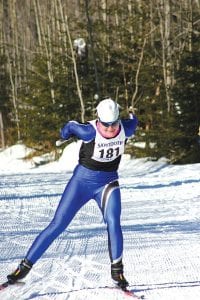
111,259,129,289
7,258,33,284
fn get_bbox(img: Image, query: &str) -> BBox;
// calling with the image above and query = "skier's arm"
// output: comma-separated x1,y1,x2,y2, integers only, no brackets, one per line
60,121,96,142
122,114,138,138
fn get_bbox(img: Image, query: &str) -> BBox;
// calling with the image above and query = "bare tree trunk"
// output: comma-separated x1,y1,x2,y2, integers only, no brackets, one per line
188,0,193,52
100,0,108,44
131,37,147,109
127,0,134,42
114,0,122,49
34,0,55,104
4,0,21,140
47,24,55,104
5,43,21,141
157,0,173,113
58,0,87,117
65,15,85,123
57,0,68,55
33,0,42,47
165,0,173,112
122,63,129,109
85,0,100,97
149,0,155,47
2,1,21,142
0,111,5,148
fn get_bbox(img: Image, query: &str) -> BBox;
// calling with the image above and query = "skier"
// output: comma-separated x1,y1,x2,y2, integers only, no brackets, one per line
6,98,138,289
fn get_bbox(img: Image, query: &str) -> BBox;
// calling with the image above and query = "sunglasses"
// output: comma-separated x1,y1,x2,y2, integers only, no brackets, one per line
99,119,119,127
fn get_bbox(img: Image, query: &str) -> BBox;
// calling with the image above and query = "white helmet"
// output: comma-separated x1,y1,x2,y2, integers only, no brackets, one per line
96,98,119,123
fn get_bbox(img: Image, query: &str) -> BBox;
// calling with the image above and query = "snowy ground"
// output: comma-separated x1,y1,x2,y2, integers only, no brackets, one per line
0,143,200,300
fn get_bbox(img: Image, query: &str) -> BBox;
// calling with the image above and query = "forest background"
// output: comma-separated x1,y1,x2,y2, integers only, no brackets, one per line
0,0,199,164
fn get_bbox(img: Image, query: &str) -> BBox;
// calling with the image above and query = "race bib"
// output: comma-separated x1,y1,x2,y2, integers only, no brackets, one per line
90,121,126,162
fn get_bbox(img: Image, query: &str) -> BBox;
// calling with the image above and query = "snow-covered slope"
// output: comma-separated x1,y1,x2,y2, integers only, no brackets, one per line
0,143,200,299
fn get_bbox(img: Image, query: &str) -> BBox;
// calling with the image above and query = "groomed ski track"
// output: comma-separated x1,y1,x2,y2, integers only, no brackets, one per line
0,159,200,299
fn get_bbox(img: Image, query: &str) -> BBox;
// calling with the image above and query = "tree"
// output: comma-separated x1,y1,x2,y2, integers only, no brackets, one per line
18,52,81,150
0,53,12,147
0,0,200,163
172,49,200,163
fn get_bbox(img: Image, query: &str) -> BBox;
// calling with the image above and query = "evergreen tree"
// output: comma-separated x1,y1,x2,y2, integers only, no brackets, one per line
18,53,80,150
172,48,200,163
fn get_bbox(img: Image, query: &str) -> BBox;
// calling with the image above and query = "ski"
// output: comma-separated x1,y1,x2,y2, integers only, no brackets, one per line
99,285,144,299
0,281,25,291
121,288,145,299
110,286,144,299
0,281,10,291
66,285,145,299
0,281,144,299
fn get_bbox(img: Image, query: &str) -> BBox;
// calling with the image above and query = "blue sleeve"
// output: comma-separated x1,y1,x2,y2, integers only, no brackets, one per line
122,115,138,137
60,121,96,142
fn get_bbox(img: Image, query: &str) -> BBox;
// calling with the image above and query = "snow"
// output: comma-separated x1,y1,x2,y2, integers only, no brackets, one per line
0,142,200,299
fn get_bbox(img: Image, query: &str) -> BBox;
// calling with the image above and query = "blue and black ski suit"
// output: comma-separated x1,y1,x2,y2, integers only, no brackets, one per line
26,116,138,265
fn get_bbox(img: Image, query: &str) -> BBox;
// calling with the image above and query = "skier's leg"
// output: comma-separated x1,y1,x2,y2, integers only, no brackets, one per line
95,180,128,288
96,180,123,262
7,176,89,283
26,180,87,263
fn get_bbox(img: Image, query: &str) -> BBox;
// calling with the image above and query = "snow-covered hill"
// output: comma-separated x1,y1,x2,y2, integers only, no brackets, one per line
0,143,200,299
